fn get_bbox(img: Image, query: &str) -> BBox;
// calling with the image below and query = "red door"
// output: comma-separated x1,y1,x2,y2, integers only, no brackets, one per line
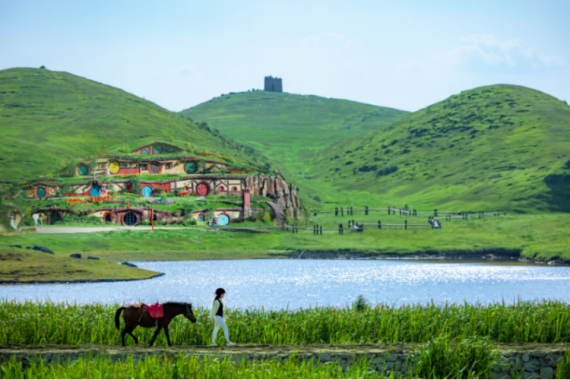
196,182,210,196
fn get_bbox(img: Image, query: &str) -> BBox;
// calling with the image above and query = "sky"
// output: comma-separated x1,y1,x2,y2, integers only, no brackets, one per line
1,0,569,112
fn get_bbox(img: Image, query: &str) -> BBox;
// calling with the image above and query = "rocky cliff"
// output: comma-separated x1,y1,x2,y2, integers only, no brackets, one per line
245,170,302,218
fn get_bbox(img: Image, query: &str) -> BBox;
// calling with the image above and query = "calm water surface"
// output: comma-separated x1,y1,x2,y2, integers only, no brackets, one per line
2,259,570,308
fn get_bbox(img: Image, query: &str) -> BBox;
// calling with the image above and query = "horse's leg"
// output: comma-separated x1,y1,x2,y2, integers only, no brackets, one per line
121,327,128,346
128,327,139,345
149,325,162,346
164,324,172,347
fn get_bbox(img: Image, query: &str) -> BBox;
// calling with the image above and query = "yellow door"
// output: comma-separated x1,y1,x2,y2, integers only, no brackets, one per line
109,162,120,174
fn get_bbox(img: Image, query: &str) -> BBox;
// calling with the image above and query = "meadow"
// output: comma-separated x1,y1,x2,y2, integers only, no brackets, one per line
1,212,569,264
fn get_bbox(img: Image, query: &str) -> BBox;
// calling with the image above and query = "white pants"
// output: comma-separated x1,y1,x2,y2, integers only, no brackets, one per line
212,316,229,343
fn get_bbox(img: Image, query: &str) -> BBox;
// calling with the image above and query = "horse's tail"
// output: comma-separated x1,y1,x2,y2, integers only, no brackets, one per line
115,307,126,330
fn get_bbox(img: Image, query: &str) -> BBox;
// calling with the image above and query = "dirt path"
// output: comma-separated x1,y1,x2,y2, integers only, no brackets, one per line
1,343,568,356
35,226,208,234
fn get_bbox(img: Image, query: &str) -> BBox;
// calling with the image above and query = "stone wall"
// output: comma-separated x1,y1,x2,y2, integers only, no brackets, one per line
0,344,566,379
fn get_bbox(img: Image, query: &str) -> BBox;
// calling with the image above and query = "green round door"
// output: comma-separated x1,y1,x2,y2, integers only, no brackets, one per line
36,187,47,199
185,161,198,173
79,165,88,175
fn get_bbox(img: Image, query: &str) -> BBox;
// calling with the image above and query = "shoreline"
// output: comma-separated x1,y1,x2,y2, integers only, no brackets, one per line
0,272,164,285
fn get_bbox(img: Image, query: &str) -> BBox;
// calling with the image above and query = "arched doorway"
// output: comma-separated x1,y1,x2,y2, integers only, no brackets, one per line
142,186,154,197
50,211,62,224
123,212,138,226
185,161,198,174
217,213,230,226
196,182,210,196
90,184,101,197
36,186,48,199
149,162,162,174
198,214,205,222
104,212,112,223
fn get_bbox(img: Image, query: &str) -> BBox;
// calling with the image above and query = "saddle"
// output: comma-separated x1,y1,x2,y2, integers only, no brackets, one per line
140,302,164,319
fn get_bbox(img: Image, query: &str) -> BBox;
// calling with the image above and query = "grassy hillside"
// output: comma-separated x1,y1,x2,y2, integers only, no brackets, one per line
0,67,264,182
179,91,409,193
0,247,160,283
310,85,570,212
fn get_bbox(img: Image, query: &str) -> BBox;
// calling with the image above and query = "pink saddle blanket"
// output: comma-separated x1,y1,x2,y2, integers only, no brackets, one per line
141,302,164,319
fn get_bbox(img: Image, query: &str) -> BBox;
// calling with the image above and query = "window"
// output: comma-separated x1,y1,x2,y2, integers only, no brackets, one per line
231,186,238,192
141,164,148,170
120,162,128,169
165,163,172,170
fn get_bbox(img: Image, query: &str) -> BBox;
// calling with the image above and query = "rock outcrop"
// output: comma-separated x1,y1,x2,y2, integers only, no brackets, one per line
244,171,302,219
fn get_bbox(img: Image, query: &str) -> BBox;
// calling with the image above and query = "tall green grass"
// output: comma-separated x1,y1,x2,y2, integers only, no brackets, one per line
2,300,569,346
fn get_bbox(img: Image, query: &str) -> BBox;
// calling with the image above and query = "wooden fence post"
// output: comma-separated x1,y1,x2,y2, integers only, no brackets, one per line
388,207,391,215
320,226,323,235
339,224,343,234
335,207,338,216
434,209,438,217
365,206,368,215
341,207,344,216
405,220,407,229
399,209,402,216
378,220,381,229
351,207,354,215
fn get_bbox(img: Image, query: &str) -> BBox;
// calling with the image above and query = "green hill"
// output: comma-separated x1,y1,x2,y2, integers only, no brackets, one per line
179,91,409,195
313,85,570,212
0,68,262,182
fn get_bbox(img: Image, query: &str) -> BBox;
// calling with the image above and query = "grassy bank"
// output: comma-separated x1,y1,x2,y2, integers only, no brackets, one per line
0,339,516,379
0,248,160,283
2,300,570,346
1,213,569,262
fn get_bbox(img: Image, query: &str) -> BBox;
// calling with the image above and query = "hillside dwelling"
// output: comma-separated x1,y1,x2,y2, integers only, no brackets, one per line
173,177,245,197
75,157,228,177
33,208,80,225
130,141,187,155
192,209,241,225
24,183,60,199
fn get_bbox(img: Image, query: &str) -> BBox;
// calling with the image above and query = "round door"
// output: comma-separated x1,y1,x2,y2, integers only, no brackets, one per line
150,162,162,174
78,165,88,175
141,149,149,155
50,212,62,224
142,186,154,197
198,214,205,222
155,146,163,153
109,162,120,174
90,185,101,197
185,161,197,173
217,214,230,226
196,182,210,196
168,147,174,152
36,186,47,199
123,212,138,226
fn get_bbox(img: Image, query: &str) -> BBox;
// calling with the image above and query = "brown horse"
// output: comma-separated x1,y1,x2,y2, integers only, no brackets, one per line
115,302,196,346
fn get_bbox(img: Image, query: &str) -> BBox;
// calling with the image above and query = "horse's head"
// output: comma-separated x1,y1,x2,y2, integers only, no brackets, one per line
184,303,197,323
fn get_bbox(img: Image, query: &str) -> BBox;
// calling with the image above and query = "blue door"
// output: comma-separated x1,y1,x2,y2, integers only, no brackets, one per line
218,214,230,226
142,186,154,197
36,187,47,199
90,185,101,196
199,214,205,222
79,165,88,175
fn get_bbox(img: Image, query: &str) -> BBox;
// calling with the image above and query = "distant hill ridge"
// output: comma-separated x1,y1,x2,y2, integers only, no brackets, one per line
313,84,570,212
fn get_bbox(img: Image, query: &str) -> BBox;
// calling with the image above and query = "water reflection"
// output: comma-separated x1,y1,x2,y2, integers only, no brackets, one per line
2,259,569,309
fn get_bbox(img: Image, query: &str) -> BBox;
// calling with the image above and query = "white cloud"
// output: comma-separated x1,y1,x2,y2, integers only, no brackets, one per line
397,34,565,74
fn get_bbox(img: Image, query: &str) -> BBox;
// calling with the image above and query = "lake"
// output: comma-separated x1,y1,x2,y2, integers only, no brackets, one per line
2,259,570,309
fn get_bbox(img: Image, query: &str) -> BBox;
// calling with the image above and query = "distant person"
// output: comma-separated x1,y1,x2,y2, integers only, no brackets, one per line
39,214,43,228
10,215,17,232
32,213,39,226
210,288,235,346
208,219,212,230
212,216,218,230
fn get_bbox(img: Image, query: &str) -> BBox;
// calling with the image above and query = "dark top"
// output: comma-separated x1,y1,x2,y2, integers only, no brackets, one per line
215,299,224,317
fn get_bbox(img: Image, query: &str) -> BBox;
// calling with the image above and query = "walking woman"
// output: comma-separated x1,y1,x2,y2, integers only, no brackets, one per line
210,288,235,346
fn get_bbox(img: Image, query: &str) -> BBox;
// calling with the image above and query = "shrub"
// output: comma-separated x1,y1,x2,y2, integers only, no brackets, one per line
376,166,398,177
184,219,197,226
284,213,291,224
312,195,321,202
352,295,368,311
153,187,162,196
130,177,141,195
262,211,272,224
160,193,167,202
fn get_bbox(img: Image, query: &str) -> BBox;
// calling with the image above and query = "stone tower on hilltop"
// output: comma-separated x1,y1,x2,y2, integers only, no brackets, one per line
264,76,283,92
